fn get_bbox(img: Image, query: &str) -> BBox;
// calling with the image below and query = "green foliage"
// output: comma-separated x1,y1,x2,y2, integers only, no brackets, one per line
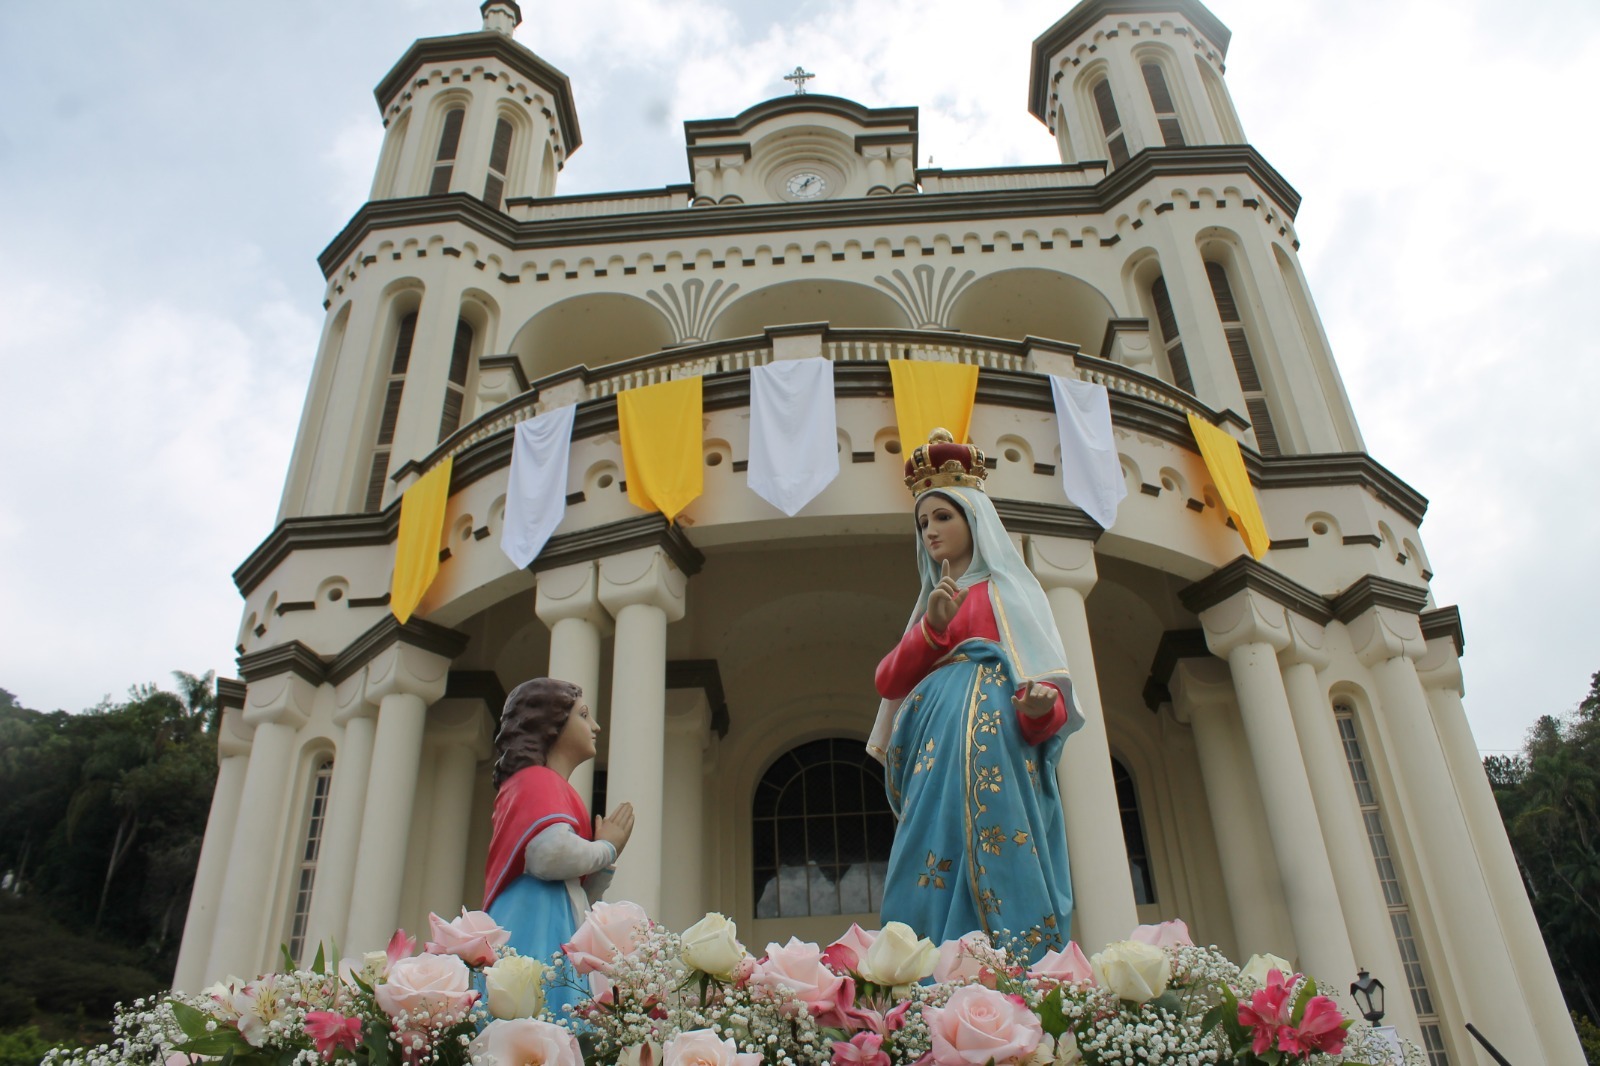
1574,1011,1600,1066
1486,670,1600,1029
0,1026,52,1066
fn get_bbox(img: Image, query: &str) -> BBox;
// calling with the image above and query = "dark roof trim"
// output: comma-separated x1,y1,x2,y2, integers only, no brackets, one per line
373,31,581,152
528,513,705,579
238,640,330,686
1029,0,1233,122
683,95,918,144
1419,605,1464,656
216,677,247,711
992,497,1105,541
1329,575,1431,625
1253,452,1427,523
234,511,398,595
504,184,694,210
446,669,508,714
317,146,1300,277
667,659,729,737
1142,627,1211,710
1178,555,1334,624
326,615,471,687
478,354,529,393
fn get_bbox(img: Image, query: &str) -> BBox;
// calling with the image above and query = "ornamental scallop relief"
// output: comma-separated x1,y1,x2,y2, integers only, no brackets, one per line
645,278,741,344
873,264,976,328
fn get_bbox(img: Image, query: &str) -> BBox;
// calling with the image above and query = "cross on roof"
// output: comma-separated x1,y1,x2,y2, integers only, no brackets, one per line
783,66,815,95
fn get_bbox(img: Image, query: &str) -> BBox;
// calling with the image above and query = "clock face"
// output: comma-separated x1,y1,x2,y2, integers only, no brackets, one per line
785,171,828,200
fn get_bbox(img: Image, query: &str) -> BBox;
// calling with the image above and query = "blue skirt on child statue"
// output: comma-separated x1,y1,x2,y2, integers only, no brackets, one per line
486,874,587,1018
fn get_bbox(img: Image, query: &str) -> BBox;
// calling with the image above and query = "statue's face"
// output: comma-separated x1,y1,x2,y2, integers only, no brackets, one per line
550,699,600,765
916,494,972,573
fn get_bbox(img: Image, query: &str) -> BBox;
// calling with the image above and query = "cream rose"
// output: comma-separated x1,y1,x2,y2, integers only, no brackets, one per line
680,912,746,978
1022,1031,1083,1066
616,1041,663,1066
426,908,510,967
664,1029,764,1066
859,921,939,986
375,952,477,1025
564,900,650,974
1090,941,1171,1005
925,984,1043,1066
1239,952,1295,986
469,1018,583,1066
485,955,548,1019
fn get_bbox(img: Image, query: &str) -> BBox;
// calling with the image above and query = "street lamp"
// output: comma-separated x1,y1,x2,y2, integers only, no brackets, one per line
1350,969,1386,1025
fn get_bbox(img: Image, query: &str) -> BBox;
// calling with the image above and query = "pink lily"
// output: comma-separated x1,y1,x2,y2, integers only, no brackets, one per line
1236,969,1294,1056
304,1011,362,1060
831,1032,890,1066
1277,995,1349,1058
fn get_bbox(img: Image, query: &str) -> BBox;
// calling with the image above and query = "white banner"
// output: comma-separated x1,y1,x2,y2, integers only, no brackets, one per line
748,358,839,516
1050,376,1126,530
500,403,577,569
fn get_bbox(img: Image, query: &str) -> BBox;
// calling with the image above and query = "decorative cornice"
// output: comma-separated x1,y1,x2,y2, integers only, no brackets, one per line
216,677,247,711
445,669,508,713
1142,628,1212,711
1178,555,1334,625
235,511,396,596
372,31,581,152
667,659,729,737
684,95,918,144
478,354,529,392
1250,453,1427,524
237,641,329,686
1029,0,1233,122
992,497,1104,540
529,513,705,579
1419,605,1464,656
1329,575,1430,625
317,146,1299,278
326,615,471,687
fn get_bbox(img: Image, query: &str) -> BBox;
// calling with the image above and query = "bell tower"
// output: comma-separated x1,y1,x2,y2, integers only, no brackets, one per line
367,0,581,208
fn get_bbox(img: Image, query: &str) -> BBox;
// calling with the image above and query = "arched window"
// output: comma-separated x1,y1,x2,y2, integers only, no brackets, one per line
483,117,514,210
1091,78,1130,167
365,310,418,511
1333,703,1450,1066
437,317,474,441
1148,275,1195,393
429,107,466,196
1111,758,1156,904
1204,259,1281,454
287,757,334,963
1140,62,1185,146
753,739,896,918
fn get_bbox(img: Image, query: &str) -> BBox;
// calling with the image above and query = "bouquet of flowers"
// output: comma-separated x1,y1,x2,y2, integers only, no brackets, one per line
45,906,1420,1066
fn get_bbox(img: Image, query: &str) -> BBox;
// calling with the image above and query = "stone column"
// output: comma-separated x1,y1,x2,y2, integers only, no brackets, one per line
1347,605,1545,1064
1025,536,1140,950
205,673,316,980
1170,657,1295,960
345,643,453,953
1278,615,1419,1036
660,691,711,930
598,547,688,917
1413,635,1586,1066
421,700,495,919
172,708,252,990
1198,590,1356,983
537,561,613,809
303,669,378,958
1104,45,1153,155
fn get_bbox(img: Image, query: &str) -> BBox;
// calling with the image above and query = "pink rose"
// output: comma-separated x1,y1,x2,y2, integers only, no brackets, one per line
664,1029,763,1066
925,984,1043,1066
564,901,650,975
1129,919,1192,950
376,952,478,1027
469,1018,584,1066
426,908,510,967
934,932,1000,983
824,924,878,973
752,938,848,1018
1277,995,1348,1057
1028,943,1094,986
832,1032,891,1066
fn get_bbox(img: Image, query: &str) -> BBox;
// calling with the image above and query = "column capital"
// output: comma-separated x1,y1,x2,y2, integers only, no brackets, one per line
333,666,375,725
429,698,497,758
366,641,452,705
1414,635,1465,695
1197,588,1290,658
1168,656,1234,724
242,672,317,729
535,560,614,634
1025,535,1098,596
1278,611,1330,671
665,688,713,749
599,547,688,622
1344,605,1426,669
218,706,254,758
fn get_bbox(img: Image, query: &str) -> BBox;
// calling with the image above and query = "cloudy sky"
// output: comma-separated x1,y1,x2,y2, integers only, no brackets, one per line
1,0,1596,754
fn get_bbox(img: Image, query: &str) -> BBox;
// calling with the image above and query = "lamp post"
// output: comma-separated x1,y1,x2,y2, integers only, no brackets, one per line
1351,969,1402,1064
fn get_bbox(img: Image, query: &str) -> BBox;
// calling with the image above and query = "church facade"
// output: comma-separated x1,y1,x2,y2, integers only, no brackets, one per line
172,2,1580,1063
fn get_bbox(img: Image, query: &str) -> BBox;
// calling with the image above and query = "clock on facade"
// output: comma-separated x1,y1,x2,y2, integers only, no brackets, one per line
783,171,829,200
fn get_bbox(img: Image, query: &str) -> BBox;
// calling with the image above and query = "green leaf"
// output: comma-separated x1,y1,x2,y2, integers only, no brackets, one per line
1290,976,1318,1025
311,941,329,976
1200,1004,1224,1033
1036,986,1070,1038
174,1032,251,1057
279,943,296,972
168,1000,216,1041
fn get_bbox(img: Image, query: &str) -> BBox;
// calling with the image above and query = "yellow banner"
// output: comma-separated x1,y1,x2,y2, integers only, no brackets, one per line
391,456,453,624
618,375,704,522
889,358,979,448
1187,414,1269,560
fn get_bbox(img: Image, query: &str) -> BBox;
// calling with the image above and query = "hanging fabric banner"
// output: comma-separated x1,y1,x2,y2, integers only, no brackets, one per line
888,358,978,447
391,456,454,624
500,403,577,570
1050,375,1126,530
748,358,839,516
618,374,704,522
1186,413,1270,560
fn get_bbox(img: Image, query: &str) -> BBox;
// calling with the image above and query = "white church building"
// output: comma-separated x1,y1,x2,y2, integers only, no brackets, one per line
172,2,1582,1062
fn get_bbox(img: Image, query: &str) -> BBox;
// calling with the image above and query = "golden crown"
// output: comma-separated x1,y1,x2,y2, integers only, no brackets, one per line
903,428,988,496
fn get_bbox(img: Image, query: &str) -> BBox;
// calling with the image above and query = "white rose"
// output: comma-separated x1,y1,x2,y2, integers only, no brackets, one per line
859,921,939,986
680,913,746,978
1239,952,1295,986
1023,1032,1082,1066
1091,940,1171,1004
485,955,548,1019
